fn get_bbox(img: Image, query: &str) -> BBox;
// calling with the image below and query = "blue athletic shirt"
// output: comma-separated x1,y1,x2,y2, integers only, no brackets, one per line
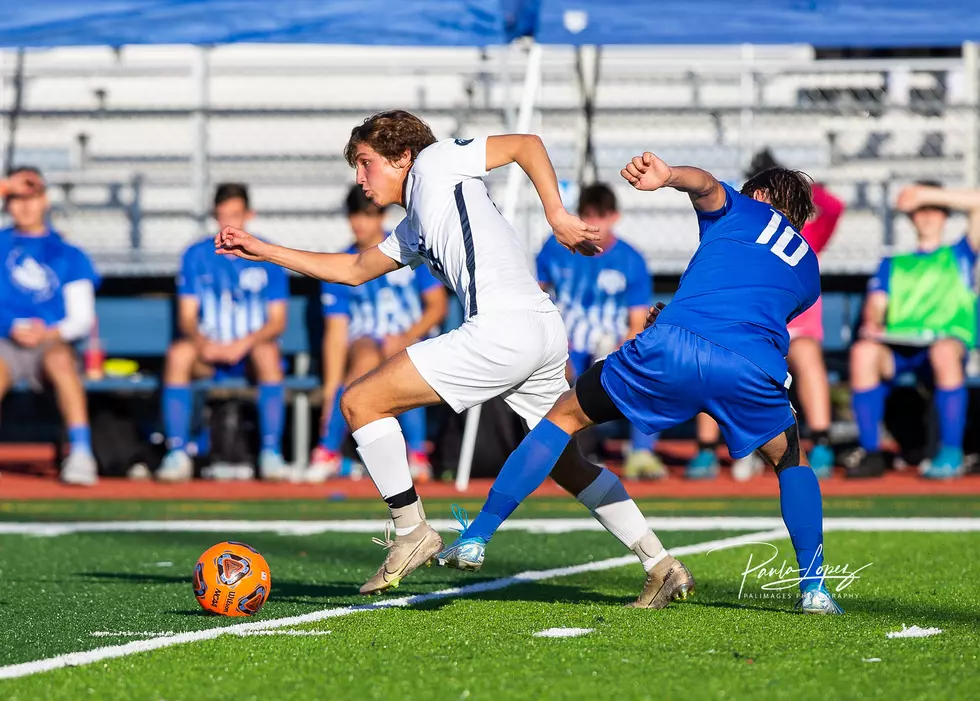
0,227,101,337
655,183,820,383
177,237,288,343
537,236,651,354
321,244,443,340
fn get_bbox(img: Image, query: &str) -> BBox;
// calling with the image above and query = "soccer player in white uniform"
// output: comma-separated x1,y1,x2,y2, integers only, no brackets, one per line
215,111,692,606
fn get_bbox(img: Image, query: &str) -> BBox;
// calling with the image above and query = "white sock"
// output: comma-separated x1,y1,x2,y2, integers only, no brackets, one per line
577,468,667,569
352,417,418,536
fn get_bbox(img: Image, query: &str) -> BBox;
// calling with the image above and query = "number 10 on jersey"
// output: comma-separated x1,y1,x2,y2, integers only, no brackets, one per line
756,212,809,267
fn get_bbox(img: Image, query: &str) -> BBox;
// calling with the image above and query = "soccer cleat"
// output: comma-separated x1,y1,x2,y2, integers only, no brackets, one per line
156,449,193,483
844,448,887,479
629,556,696,609
203,462,255,481
623,449,668,481
731,452,764,482
685,449,720,480
304,446,342,483
435,505,486,571
436,537,487,571
809,444,835,480
795,582,844,615
359,521,444,595
921,446,965,480
60,450,98,486
258,449,291,482
408,451,433,483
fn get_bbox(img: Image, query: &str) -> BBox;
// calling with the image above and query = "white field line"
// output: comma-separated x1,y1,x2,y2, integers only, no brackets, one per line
0,528,784,681
2,516,980,537
92,630,332,638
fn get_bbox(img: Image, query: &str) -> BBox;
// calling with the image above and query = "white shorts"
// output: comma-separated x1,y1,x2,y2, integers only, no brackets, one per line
407,309,569,428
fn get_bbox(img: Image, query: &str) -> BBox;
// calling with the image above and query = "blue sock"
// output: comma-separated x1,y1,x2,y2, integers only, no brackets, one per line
320,390,347,452
777,465,825,592
163,384,192,451
464,419,572,542
851,385,886,451
258,382,285,453
934,385,967,450
67,425,92,454
399,407,427,454
630,424,658,453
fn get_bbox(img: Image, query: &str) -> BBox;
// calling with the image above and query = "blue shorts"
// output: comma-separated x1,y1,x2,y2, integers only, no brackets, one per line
600,324,795,459
888,341,967,381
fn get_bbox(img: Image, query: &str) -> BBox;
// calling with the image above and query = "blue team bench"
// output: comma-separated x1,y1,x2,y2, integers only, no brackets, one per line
10,295,322,466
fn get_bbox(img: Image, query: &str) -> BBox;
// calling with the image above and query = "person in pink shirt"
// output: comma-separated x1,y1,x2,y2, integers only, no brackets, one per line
687,150,844,481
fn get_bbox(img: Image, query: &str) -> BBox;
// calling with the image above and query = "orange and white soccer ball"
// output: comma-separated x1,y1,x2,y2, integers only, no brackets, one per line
193,541,271,617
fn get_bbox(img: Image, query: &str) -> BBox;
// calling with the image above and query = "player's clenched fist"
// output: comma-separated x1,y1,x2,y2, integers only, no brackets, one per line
621,152,673,192
548,208,603,256
214,225,269,261
644,301,666,329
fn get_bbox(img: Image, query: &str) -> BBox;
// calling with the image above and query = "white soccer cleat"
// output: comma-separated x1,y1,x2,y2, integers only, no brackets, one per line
732,453,765,482
60,450,98,486
258,449,291,482
157,449,193,483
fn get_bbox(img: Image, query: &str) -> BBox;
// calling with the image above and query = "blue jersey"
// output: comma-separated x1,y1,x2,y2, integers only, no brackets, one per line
177,238,288,343
537,236,651,355
0,227,100,338
655,183,820,383
321,244,442,340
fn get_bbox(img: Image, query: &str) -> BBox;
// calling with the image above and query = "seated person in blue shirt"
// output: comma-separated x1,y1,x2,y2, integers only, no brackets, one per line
307,186,448,482
0,167,101,486
537,183,664,480
157,183,290,482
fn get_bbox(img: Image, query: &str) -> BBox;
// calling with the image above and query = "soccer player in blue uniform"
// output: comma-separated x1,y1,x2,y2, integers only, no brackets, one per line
536,182,664,480
307,186,448,482
0,167,101,486
157,183,290,482
439,152,844,615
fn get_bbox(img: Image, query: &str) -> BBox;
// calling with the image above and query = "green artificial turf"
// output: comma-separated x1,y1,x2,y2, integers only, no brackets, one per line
2,526,978,700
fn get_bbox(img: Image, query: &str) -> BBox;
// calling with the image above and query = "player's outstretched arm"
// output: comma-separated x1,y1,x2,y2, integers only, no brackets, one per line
214,226,399,285
485,134,601,255
621,152,727,212
897,184,980,251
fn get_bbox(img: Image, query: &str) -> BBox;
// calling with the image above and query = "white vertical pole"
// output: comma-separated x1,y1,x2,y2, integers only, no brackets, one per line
739,43,756,173
455,41,543,493
191,46,210,235
963,41,979,188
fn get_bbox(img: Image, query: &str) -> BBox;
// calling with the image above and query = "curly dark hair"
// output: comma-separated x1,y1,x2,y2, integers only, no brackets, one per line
740,167,815,231
344,110,437,167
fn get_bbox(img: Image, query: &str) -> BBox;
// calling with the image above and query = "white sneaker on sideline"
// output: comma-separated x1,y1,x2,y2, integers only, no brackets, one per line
157,450,193,483
732,452,765,482
60,450,98,486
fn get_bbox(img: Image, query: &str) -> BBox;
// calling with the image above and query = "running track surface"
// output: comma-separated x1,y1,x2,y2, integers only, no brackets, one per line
2,441,977,500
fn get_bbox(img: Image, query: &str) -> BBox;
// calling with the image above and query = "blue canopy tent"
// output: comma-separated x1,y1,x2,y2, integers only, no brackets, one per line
0,0,505,47
530,0,980,47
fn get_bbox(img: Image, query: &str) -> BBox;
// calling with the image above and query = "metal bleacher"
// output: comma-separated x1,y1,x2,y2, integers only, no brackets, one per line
2,43,977,275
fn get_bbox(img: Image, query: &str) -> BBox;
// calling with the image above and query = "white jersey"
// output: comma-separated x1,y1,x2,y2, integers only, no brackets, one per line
377,137,553,319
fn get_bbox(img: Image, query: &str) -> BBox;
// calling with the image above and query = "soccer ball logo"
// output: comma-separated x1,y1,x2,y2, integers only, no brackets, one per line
192,541,271,617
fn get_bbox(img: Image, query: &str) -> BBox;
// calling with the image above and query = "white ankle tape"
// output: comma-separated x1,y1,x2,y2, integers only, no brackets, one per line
641,549,669,572
576,468,620,511
351,416,401,447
